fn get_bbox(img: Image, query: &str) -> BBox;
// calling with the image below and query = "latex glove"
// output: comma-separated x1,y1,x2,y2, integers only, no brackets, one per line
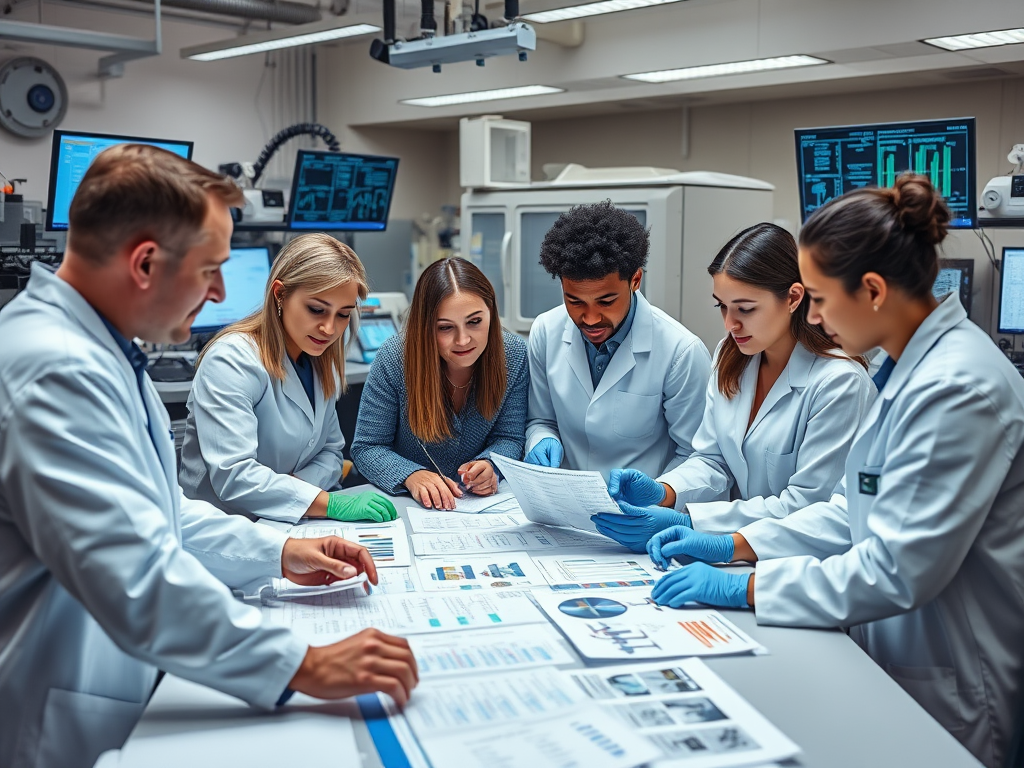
647,525,734,570
524,438,563,467
607,468,667,507
591,501,691,553
326,491,398,523
650,563,750,609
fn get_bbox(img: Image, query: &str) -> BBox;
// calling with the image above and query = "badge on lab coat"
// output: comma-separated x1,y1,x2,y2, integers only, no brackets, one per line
858,472,880,495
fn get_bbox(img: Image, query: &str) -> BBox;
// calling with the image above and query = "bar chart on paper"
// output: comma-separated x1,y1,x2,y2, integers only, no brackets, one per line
533,554,661,590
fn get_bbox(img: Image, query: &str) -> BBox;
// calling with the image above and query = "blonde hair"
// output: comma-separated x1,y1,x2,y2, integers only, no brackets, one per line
199,233,369,400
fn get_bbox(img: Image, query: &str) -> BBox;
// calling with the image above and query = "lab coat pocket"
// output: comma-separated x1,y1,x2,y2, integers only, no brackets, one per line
37,687,145,768
764,449,798,496
886,663,965,735
613,392,660,439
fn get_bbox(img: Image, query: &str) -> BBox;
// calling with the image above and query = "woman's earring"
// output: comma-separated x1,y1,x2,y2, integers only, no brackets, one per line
873,305,879,312
277,301,282,318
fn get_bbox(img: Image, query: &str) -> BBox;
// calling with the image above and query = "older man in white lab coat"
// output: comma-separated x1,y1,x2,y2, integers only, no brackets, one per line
525,201,712,478
0,145,417,768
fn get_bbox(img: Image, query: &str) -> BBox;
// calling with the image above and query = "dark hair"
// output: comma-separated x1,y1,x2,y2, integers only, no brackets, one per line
404,258,506,443
68,143,243,264
800,173,950,298
539,200,649,281
709,223,865,398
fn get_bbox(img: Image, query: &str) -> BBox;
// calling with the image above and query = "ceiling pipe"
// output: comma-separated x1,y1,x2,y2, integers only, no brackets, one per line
129,0,320,25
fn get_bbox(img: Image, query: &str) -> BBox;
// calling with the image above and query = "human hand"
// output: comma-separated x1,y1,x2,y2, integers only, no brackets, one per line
458,460,498,496
650,563,751,609
607,468,667,507
326,491,398,523
281,535,379,586
523,438,563,467
647,525,734,570
591,501,691,553
289,629,419,706
405,469,462,510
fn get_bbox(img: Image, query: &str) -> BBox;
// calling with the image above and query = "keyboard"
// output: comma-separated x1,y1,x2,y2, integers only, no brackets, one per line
148,356,195,382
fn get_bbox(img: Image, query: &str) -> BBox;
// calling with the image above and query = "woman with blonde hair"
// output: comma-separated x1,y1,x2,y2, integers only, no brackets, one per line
352,257,529,510
180,233,396,523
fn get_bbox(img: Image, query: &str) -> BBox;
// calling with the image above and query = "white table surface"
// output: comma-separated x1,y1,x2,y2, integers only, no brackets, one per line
99,488,983,768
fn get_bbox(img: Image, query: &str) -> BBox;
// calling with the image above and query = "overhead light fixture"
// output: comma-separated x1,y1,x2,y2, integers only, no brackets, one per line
923,28,1024,51
400,85,564,107
182,21,380,61
623,54,828,83
523,0,683,24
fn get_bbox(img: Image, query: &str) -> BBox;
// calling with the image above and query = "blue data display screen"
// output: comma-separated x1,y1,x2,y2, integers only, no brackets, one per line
288,151,399,231
357,316,399,352
191,247,271,332
795,118,976,228
47,132,193,230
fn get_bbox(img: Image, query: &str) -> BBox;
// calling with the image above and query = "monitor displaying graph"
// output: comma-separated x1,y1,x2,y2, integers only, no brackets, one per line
287,150,399,231
999,247,1024,334
795,118,976,228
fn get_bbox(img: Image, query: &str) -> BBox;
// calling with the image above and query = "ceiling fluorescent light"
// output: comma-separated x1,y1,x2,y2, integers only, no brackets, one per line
401,85,564,107
623,54,828,83
182,22,379,61
523,0,683,24
924,28,1024,51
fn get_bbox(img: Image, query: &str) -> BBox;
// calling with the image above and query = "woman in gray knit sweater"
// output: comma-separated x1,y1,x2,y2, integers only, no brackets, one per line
352,258,529,510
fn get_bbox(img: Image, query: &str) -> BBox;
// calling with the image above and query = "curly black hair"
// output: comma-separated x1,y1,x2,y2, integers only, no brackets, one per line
538,201,650,281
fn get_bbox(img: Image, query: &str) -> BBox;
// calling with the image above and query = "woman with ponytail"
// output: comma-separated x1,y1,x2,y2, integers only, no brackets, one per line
593,222,874,548
641,176,1024,768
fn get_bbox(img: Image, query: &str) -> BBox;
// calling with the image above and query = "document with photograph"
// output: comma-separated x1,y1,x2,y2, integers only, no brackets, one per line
533,587,764,660
488,452,623,532
567,658,801,768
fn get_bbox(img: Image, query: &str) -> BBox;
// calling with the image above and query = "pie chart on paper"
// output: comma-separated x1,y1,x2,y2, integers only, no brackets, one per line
557,597,628,619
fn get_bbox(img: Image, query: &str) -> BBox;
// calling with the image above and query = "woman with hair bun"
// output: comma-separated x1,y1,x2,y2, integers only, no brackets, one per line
644,175,1024,768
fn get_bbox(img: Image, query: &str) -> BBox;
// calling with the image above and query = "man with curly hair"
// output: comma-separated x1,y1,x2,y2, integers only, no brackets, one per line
524,201,712,478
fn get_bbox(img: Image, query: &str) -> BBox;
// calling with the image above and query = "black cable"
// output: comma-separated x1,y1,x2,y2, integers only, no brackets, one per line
251,123,341,185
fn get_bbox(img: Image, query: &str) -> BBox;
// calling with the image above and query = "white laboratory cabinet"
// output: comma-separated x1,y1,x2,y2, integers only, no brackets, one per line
461,165,774,352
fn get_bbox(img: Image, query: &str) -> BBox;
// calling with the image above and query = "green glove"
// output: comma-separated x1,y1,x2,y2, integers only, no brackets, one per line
326,491,398,523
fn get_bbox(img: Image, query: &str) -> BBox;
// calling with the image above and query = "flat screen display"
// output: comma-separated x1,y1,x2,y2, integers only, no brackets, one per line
46,130,194,231
795,118,976,229
288,150,398,231
191,246,272,333
999,247,1024,334
933,258,973,316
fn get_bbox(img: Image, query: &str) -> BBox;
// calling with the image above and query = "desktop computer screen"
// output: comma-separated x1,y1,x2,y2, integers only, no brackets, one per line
1000,248,1024,335
355,313,399,363
933,258,973,316
46,130,194,231
795,117,976,228
288,151,399,231
191,246,272,333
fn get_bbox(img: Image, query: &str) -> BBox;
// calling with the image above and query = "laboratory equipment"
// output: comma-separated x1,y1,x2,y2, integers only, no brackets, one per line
190,246,272,333
0,57,66,138
998,247,1024,334
460,163,774,351
933,258,973,315
980,144,1024,222
794,117,977,229
460,116,531,188
46,129,193,231
287,150,398,231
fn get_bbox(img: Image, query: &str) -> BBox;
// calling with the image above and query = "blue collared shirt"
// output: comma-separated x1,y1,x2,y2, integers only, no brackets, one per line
290,352,316,409
583,292,637,387
98,315,164,451
872,355,897,391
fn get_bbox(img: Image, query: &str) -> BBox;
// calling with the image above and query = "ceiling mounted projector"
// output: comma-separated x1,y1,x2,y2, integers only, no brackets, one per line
0,57,67,138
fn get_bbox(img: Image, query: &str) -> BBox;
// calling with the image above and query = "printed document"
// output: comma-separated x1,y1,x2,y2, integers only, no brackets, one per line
408,624,575,677
413,551,544,591
533,553,662,591
411,525,614,555
287,518,411,568
405,507,528,534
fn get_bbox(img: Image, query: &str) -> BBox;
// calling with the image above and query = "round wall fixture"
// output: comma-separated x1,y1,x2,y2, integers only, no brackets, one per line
0,57,68,138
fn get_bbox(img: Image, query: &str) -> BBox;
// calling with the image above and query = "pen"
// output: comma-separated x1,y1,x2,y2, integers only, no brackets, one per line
416,439,468,496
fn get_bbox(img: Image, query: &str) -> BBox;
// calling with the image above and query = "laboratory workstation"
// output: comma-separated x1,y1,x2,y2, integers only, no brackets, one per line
4,3,1024,768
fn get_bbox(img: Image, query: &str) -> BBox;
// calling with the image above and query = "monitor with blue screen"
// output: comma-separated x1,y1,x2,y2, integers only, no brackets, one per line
46,130,194,231
932,258,973,316
999,247,1024,334
191,247,272,334
356,314,399,363
795,117,976,228
288,150,398,231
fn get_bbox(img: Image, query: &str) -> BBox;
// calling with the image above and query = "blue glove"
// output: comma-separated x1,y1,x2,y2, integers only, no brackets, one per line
524,438,563,467
647,525,734,570
607,468,667,507
651,563,751,609
591,501,690,553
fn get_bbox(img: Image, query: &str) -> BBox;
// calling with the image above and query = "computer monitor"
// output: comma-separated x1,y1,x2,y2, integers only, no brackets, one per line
46,130,194,231
287,150,399,231
933,258,973,316
999,248,1024,334
191,246,272,334
795,117,977,228
355,313,399,363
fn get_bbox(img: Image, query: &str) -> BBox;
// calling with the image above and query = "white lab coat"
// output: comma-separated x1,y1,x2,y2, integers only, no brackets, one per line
741,295,1024,768
179,333,346,523
526,292,712,477
658,341,875,533
0,265,307,768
